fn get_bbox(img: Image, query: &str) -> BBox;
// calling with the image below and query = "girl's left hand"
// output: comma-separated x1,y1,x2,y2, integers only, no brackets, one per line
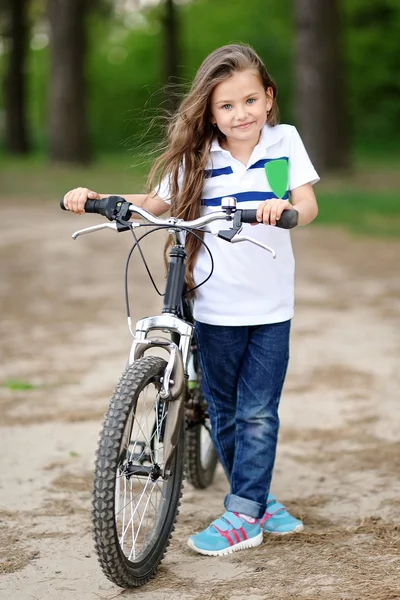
255,199,295,226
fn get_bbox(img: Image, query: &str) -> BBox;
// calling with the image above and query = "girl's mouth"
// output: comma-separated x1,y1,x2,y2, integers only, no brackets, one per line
235,122,254,129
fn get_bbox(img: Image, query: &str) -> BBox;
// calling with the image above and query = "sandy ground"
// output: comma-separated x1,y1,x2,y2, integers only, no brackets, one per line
0,202,399,600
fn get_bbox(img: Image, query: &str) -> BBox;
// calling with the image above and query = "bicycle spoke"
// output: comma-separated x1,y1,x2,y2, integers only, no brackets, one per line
120,475,152,548
128,386,153,462
114,377,170,561
122,479,162,558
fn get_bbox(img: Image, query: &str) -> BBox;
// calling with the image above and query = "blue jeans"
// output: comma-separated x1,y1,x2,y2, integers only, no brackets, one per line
195,320,290,519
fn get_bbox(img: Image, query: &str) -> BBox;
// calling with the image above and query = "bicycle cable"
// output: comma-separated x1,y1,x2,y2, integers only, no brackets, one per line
121,222,215,321
130,225,164,297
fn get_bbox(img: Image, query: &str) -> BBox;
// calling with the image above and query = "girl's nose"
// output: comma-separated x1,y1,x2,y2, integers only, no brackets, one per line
235,105,247,120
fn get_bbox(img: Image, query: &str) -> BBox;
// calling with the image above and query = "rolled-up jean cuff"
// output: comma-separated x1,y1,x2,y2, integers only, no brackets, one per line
224,493,264,519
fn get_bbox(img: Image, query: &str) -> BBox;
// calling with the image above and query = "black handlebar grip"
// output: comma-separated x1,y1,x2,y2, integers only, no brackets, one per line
239,209,258,223
240,208,299,229
59,196,125,220
83,199,104,214
59,196,98,212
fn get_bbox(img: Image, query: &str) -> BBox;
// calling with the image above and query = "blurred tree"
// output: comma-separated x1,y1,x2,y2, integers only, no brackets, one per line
293,0,349,171
1,0,30,154
162,0,180,111
48,0,89,162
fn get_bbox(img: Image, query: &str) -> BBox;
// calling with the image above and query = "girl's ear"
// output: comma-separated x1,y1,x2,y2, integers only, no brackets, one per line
265,86,274,111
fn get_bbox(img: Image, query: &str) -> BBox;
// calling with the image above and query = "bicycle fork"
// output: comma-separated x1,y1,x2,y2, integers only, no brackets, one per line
128,314,193,478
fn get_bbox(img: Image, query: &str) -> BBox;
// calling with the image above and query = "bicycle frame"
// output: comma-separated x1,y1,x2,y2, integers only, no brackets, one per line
128,230,193,477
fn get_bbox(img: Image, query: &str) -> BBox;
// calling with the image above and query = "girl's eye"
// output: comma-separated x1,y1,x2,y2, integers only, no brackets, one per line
222,104,232,110
246,98,256,105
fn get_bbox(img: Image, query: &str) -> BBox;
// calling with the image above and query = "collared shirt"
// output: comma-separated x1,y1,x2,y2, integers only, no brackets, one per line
158,124,319,326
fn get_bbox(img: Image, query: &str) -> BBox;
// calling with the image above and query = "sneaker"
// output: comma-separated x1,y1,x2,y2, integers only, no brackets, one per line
187,511,263,556
261,494,304,535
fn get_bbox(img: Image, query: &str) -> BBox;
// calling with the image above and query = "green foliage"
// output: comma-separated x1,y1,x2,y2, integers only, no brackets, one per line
179,0,294,121
84,0,294,151
342,0,400,146
1,0,399,154
86,12,164,153
0,0,294,154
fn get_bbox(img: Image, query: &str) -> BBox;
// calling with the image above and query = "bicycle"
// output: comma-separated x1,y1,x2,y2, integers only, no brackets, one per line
61,194,298,588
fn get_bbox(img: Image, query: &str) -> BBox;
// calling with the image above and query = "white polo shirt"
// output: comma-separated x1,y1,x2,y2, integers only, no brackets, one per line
158,124,319,326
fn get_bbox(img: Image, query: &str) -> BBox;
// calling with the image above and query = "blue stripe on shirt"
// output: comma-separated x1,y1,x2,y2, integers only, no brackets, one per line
202,190,289,206
248,156,289,170
204,166,234,178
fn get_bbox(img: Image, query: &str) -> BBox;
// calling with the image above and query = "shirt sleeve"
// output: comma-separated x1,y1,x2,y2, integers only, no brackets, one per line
288,126,320,191
154,165,184,205
155,175,172,205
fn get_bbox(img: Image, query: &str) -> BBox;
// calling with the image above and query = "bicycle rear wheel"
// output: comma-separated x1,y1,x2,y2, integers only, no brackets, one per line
92,355,184,588
185,358,218,489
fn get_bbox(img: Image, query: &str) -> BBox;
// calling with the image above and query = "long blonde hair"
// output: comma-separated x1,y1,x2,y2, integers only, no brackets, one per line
148,43,279,293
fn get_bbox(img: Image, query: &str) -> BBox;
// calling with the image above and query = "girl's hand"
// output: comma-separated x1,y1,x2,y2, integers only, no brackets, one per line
63,187,101,214
255,199,295,226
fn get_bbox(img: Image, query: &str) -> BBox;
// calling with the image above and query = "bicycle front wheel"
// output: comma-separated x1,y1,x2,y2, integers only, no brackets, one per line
92,355,184,588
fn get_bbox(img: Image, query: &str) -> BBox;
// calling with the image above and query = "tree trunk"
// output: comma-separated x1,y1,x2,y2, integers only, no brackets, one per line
48,0,89,162
162,0,180,112
3,0,30,154
293,0,350,172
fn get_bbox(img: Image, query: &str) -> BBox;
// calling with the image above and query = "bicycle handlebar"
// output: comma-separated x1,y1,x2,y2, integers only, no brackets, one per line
60,195,299,230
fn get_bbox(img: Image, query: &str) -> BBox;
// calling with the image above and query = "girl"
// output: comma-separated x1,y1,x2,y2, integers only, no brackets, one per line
64,43,319,557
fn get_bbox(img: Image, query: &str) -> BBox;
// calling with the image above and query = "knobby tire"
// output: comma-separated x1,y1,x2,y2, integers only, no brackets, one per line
92,356,184,588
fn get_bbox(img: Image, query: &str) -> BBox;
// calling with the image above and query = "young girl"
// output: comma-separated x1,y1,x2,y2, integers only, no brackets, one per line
64,43,319,557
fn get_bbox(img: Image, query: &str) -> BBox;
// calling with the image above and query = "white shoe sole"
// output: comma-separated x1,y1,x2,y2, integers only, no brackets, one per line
187,531,263,556
263,523,304,535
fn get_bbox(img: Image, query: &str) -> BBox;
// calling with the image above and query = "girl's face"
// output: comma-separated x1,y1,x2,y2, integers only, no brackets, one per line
210,69,273,147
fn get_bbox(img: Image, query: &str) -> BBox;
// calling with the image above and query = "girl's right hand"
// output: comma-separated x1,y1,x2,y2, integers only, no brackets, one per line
63,188,101,214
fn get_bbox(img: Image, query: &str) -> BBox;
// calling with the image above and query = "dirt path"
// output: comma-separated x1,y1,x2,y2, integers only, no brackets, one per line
0,203,399,600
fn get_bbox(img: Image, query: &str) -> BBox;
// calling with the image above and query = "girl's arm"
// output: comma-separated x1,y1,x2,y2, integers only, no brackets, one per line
141,194,170,217
290,183,318,226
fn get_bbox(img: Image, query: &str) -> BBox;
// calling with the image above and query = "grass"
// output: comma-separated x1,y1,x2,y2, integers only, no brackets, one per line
2,380,36,391
0,152,150,200
1,152,399,238
317,190,400,237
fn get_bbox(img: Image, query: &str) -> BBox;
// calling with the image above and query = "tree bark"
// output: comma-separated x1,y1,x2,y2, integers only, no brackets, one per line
162,0,180,112
3,0,30,154
293,0,350,172
48,0,89,162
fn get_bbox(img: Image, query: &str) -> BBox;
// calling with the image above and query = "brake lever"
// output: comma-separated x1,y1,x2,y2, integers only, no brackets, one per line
230,235,276,258
72,222,118,239
214,209,276,257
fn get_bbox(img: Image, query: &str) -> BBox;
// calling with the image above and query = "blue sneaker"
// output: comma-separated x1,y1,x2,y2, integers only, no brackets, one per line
188,511,263,556
261,494,304,535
